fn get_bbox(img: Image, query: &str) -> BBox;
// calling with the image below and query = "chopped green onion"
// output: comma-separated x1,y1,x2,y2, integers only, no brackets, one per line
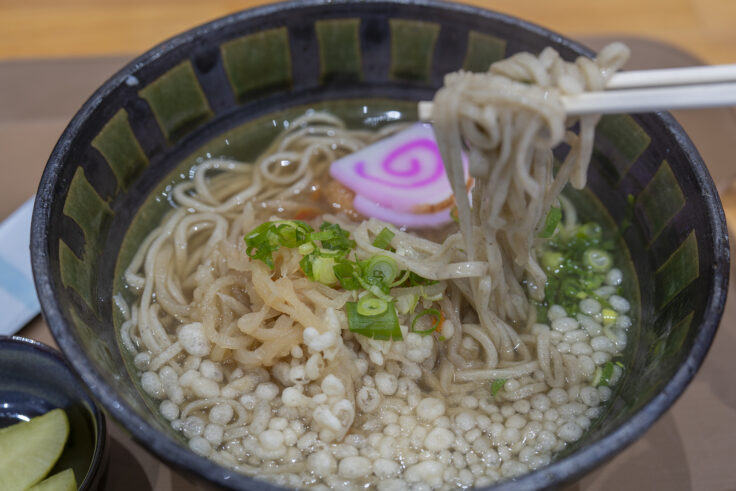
314,222,356,252
541,251,563,273
581,273,605,291
299,254,313,279
372,227,395,250
583,248,612,273
244,220,313,268
491,379,506,397
363,255,399,286
298,242,315,255
390,270,411,288
310,256,338,286
346,301,401,340
593,361,615,387
333,261,360,290
244,219,445,345
316,248,345,258
576,222,602,244
280,221,313,247
592,367,602,386
300,254,341,285
358,279,394,302
411,308,442,335
601,308,617,326
561,277,582,300
389,269,436,288
395,293,419,315
540,206,562,238
589,291,612,309
419,285,443,302
535,213,622,320
407,271,438,287
357,296,389,316
333,261,361,290
309,230,333,241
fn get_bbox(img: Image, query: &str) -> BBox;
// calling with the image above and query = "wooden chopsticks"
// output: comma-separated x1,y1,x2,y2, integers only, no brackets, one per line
418,64,736,119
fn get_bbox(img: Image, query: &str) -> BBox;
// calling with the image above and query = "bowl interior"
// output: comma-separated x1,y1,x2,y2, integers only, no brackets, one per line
31,0,728,488
0,336,106,489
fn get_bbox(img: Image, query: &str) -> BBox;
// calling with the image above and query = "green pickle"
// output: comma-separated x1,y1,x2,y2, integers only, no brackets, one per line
0,409,71,491
28,468,77,491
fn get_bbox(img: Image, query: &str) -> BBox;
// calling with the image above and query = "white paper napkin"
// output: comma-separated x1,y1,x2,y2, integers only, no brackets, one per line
0,196,40,335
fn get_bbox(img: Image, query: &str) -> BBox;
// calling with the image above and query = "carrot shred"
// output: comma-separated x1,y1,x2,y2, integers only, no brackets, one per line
436,310,445,333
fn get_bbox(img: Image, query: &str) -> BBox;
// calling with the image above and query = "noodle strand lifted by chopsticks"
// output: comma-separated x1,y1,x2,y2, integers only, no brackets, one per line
432,42,629,367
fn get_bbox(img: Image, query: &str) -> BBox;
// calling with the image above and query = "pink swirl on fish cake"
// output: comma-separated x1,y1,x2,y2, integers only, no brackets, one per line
330,123,461,214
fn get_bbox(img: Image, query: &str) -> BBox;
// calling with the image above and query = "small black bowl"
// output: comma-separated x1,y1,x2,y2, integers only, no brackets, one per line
0,336,107,490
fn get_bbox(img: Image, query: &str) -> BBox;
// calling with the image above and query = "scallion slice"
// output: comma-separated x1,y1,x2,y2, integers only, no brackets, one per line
583,248,612,273
577,222,603,243
411,308,442,335
244,220,313,268
541,251,563,273
372,227,395,250
359,280,394,302
419,285,444,302
313,221,356,252
310,256,338,286
346,301,401,340
540,206,562,238
333,261,361,290
298,242,315,255
408,271,438,287
395,293,419,315
355,268,394,302
364,255,399,286
491,379,507,397
601,308,618,326
357,296,389,316
593,361,615,387
390,270,411,288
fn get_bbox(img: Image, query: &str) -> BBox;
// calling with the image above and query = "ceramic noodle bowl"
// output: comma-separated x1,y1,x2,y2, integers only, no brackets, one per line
30,1,728,489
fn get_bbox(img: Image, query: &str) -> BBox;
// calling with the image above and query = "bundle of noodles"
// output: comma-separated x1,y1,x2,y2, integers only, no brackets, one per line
431,43,629,371
117,44,638,486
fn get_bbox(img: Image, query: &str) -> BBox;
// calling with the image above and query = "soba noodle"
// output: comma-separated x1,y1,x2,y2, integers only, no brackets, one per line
119,43,634,489
431,42,630,383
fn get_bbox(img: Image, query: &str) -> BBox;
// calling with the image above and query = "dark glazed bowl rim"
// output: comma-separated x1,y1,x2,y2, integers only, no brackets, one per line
30,0,729,489
0,335,108,490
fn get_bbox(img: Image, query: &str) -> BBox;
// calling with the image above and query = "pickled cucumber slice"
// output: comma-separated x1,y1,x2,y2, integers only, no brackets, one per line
28,468,77,491
0,409,70,491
